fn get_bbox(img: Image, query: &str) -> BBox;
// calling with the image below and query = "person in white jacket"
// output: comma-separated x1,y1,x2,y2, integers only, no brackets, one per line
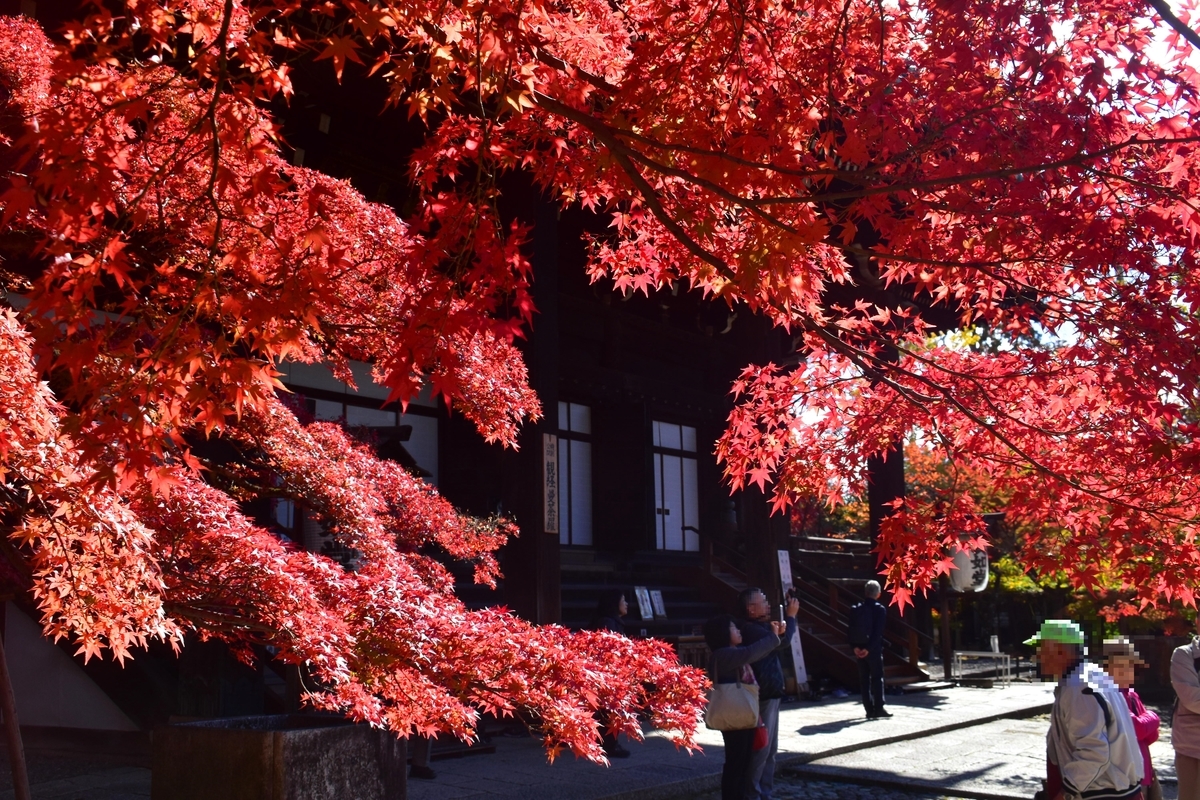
1171,622,1200,800
1026,620,1144,800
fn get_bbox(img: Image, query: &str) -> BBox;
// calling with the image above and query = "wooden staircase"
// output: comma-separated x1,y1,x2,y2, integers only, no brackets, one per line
788,560,933,690
692,535,936,692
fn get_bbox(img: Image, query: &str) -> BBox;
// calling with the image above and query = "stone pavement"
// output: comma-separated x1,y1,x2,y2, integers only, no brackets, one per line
9,680,1160,800
697,776,1019,800
787,710,1179,800
404,683,1056,800
0,752,149,800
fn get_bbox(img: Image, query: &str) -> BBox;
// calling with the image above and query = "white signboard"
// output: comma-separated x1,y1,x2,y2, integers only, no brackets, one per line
633,586,655,621
542,434,558,534
777,549,793,593
789,631,809,687
777,550,808,688
650,590,668,619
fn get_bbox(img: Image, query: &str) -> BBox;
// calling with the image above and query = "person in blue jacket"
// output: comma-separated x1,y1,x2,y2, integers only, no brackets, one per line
852,580,890,720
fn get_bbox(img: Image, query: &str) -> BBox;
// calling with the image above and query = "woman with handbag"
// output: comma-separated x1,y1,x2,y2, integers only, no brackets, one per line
703,614,783,800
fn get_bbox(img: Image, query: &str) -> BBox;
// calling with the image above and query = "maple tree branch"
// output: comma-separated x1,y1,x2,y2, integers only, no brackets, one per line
165,604,276,635
530,94,1199,296
840,241,1058,275
579,122,860,181
1147,0,1200,50
826,0,854,113
533,92,739,284
532,49,620,95
560,101,1199,209
205,0,237,198
413,16,621,98
198,0,237,267
751,135,1200,206
609,129,806,235
555,91,1011,184
888,341,1111,440
1081,164,1200,220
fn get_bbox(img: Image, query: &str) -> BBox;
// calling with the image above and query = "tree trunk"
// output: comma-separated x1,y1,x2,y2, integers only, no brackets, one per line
0,630,31,800
867,442,905,543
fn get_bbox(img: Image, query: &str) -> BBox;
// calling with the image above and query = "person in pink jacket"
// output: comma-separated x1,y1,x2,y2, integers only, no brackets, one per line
1105,638,1161,800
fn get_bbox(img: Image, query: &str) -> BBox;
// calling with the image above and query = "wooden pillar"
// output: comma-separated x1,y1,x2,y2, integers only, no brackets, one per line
867,442,905,543
939,575,955,681
503,197,561,625
737,484,784,599
0,618,31,800
866,337,905,546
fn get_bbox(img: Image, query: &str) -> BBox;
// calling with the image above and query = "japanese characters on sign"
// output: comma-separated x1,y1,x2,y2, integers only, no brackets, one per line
650,590,667,619
634,586,655,621
777,550,808,688
543,433,558,534
949,547,990,593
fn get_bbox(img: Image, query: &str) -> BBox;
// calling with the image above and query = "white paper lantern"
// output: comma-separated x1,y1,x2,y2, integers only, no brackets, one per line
949,547,990,593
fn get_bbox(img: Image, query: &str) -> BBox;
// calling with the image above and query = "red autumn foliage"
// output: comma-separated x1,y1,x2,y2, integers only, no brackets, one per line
0,10,706,760
1,0,1199,754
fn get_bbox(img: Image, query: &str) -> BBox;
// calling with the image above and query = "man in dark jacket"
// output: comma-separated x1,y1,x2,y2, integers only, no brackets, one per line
738,587,799,800
851,580,890,720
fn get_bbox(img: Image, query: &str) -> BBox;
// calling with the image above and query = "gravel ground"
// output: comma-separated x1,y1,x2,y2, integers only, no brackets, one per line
774,777,984,799
695,775,984,800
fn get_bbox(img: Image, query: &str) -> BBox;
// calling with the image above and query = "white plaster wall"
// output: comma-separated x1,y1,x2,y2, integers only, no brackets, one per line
4,603,137,730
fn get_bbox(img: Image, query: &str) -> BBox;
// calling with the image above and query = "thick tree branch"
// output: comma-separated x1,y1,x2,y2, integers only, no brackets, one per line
534,91,740,283
1148,0,1200,50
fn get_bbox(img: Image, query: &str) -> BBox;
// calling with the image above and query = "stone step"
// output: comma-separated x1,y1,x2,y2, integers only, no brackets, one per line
894,680,956,693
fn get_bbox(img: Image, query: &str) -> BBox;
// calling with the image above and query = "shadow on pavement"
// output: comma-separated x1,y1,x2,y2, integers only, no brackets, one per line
796,717,876,735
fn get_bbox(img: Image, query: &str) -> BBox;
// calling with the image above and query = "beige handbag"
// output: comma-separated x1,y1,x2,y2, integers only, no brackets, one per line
704,663,760,731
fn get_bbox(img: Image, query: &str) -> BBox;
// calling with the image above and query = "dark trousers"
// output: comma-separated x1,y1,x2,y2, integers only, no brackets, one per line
411,734,433,767
597,710,619,751
720,727,756,800
857,650,884,714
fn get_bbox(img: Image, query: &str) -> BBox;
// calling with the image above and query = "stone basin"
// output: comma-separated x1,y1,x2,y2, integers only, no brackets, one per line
151,713,406,800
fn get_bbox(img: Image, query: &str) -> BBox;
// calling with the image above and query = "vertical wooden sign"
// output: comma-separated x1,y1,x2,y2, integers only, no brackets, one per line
777,549,793,590
778,549,808,688
543,433,558,534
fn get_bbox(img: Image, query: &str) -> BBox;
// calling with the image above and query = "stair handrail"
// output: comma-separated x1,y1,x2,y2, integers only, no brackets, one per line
790,557,932,671
795,534,874,549
790,559,931,640
693,527,749,582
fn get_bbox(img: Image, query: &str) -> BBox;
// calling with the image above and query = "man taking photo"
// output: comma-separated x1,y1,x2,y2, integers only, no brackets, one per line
737,587,800,800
